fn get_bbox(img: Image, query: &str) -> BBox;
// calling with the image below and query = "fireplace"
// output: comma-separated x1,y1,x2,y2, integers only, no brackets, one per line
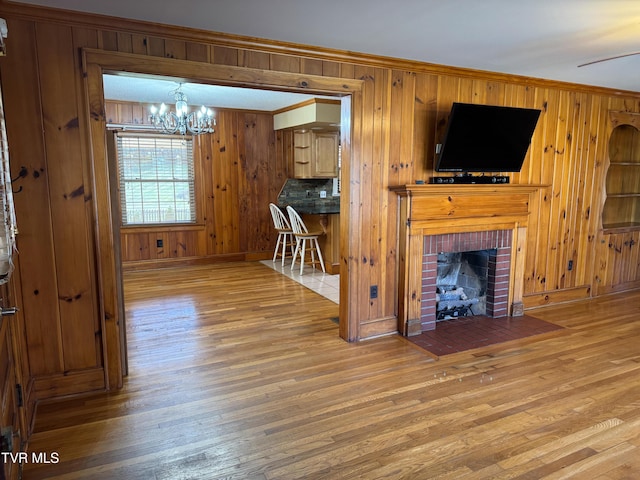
421,230,512,331
391,184,541,337
436,250,493,319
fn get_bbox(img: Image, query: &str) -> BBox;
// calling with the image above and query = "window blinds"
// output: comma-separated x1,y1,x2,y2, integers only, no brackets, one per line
116,133,196,226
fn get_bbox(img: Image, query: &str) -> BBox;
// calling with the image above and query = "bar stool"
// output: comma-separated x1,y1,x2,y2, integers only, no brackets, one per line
269,203,295,266
286,205,325,275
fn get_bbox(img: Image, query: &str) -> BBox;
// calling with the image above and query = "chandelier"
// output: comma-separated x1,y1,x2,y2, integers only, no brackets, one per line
149,85,216,135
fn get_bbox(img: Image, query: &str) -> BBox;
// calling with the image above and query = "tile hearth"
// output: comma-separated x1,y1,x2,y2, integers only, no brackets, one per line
407,314,564,356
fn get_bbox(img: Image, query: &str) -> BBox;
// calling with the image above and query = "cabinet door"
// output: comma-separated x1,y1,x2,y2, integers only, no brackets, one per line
313,132,339,178
293,130,312,178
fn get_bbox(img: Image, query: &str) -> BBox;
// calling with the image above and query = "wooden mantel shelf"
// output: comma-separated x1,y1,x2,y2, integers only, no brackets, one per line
391,183,544,336
390,184,545,234
389,183,545,195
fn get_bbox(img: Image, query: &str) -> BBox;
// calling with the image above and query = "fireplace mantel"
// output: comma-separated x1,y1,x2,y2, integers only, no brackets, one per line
391,184,544,336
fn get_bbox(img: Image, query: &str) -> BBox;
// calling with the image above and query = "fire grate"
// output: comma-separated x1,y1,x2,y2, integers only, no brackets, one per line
436,286,479,321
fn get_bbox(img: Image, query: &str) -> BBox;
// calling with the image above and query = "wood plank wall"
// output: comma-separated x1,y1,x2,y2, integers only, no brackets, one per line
0,3,639,400
105,101,284,266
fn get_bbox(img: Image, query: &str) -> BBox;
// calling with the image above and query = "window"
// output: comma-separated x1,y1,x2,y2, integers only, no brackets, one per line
116,133,196,226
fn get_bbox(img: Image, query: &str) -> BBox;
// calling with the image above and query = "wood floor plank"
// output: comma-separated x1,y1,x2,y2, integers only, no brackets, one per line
22,262,640,479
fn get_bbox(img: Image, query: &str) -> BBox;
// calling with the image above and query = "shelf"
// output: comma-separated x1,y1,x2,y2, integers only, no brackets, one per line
602,222,640,234
609,162,640,166
607,193,640,198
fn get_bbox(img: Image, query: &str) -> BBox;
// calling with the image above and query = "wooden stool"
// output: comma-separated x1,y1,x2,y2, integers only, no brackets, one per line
269,203,295,266
286,206,325,275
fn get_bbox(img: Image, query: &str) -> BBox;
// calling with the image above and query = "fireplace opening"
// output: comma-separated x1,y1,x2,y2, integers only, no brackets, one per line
436,249,495,321
421,230,512,332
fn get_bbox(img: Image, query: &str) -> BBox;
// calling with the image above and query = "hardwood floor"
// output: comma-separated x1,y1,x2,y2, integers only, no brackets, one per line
23,263,640,479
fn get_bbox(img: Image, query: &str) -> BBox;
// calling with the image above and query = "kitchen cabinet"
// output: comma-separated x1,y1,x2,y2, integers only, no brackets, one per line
293,130,339,179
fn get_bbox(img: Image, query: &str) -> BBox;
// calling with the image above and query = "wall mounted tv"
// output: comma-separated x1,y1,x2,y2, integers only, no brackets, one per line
435,102,541,173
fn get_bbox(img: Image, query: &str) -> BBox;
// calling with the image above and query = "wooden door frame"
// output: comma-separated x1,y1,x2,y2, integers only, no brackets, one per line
81,49,363,389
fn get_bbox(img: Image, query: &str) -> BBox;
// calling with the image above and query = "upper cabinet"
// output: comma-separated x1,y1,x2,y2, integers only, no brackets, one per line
293,129,339,179
602,112,640,232
274,98,341,179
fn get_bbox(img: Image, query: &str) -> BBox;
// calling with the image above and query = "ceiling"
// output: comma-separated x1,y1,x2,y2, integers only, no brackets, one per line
8,0,640,101
101,74,335,112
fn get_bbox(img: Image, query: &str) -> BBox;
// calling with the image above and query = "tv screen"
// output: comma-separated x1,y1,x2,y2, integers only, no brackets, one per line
435,103,541,173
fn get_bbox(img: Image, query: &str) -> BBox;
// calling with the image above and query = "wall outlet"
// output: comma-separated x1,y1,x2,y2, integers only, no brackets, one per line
568,260,573,271
370,285,378,299
319,190,327,198
156,239,163,248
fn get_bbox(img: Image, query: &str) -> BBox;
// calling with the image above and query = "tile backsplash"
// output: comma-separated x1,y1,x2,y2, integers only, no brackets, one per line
277,178,340,214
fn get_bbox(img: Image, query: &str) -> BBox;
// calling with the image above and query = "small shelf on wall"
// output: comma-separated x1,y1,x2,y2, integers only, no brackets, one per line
602,221,640,234
602,113,640,233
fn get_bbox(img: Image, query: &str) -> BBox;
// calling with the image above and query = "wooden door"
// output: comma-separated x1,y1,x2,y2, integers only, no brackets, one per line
0,297,22,480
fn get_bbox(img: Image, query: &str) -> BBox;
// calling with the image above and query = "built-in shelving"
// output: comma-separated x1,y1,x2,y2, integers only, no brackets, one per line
602,112,640,233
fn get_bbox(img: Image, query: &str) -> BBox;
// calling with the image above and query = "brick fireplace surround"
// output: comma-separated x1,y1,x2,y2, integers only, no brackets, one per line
421,230,512,331
391,184,541,337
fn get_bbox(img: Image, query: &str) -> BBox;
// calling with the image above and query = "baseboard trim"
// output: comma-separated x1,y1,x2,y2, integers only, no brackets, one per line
33,368,106,401
523,285,591,309
122,252,272,271
359,316,398,340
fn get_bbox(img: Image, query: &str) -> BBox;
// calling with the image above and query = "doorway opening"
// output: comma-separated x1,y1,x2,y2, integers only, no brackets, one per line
97,68,353,380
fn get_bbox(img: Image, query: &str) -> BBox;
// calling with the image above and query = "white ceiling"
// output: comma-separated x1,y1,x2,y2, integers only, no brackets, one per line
101,74,334,112
9,0,640,96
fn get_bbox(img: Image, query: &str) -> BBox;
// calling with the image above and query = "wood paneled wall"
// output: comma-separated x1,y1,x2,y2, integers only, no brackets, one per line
105,101,284,266
0,3,639,400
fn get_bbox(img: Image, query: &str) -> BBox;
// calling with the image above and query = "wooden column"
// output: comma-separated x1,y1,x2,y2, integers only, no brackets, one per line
510,226,528,316
396,193,424,336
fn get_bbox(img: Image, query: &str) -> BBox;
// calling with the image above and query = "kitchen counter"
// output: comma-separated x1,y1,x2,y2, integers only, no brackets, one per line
279,202,339,215
301,212,340,275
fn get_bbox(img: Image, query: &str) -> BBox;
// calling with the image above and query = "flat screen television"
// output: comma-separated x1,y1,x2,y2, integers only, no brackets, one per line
435,102,541,173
